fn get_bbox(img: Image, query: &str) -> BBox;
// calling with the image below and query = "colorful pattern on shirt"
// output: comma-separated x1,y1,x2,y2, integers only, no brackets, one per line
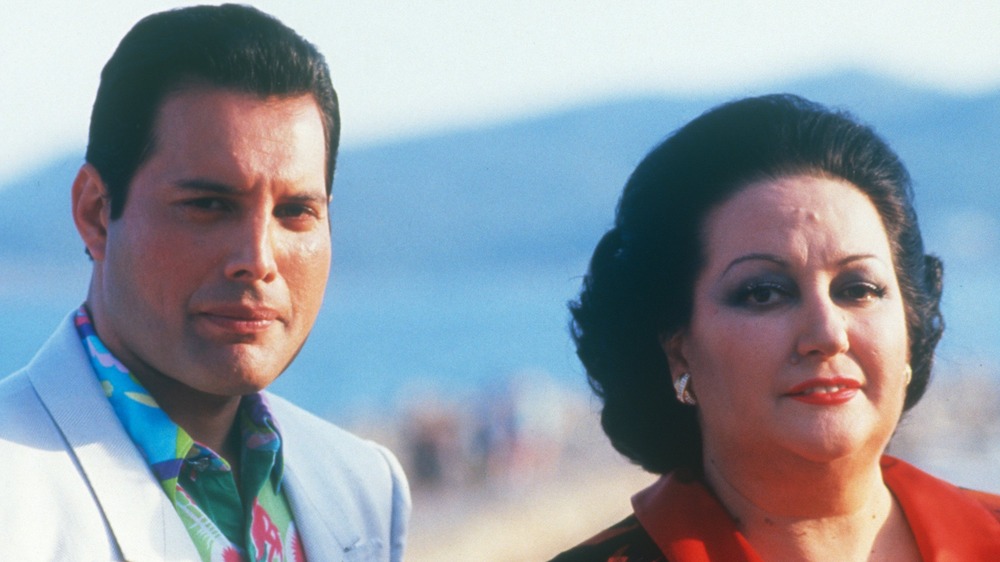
74,306,306,562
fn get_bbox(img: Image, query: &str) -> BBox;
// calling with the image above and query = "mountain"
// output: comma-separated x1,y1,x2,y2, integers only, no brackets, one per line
2,72,998,420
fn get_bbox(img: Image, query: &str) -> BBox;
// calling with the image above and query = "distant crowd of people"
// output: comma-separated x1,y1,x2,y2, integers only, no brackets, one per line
402,372,577,490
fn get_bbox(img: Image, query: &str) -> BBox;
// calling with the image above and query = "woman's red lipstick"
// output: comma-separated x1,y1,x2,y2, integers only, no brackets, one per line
785,377,861,406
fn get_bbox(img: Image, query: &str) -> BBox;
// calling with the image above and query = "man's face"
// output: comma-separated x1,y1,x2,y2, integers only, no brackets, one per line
89,87,331,397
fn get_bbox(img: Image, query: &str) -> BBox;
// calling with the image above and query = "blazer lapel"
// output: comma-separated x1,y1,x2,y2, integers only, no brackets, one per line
26,316,198,561
282,454,362,560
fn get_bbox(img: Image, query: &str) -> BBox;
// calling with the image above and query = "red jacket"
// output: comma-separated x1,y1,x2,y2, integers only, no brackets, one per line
552,456,1000,561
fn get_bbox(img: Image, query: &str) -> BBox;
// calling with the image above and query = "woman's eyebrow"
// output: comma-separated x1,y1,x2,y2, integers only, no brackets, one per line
722,253,786,277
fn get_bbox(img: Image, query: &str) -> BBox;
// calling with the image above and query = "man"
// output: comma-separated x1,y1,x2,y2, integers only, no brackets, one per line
0,5,409,561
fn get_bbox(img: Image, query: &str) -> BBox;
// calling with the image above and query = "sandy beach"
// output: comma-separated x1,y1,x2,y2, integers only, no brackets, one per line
405,445,655,561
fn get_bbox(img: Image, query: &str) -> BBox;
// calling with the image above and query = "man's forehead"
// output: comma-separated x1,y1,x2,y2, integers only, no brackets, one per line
146,87,327,165
154,84,323,126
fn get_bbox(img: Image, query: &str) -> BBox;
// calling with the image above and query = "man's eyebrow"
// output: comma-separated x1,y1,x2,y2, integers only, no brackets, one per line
173,179,328,204
283,192,330,205
174,179,240,194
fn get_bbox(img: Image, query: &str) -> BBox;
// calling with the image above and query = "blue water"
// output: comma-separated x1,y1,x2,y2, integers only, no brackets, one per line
3,252,997,426
0,263,594,423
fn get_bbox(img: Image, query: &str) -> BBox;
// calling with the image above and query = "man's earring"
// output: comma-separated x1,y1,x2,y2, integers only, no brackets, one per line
904,364,912,386
673,372,697,406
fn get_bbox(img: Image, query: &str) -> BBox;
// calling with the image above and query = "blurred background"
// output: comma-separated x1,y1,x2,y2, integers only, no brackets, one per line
2,2,999,560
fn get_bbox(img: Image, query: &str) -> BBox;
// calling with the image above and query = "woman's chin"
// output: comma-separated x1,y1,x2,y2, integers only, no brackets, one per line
778,429,890,467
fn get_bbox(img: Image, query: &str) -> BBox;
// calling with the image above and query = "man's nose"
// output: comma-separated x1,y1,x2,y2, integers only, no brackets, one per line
223,214,278,283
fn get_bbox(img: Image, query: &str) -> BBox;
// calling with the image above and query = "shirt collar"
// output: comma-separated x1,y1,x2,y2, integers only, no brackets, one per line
73,305,286,493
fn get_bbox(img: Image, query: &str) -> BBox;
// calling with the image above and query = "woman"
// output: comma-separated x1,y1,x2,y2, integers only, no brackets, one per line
553,94,1000,561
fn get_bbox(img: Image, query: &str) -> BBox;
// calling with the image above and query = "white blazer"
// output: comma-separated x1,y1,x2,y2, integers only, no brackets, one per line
0,314,410,561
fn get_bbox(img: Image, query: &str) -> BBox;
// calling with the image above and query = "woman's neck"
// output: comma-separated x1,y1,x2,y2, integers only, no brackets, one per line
702,449,920,561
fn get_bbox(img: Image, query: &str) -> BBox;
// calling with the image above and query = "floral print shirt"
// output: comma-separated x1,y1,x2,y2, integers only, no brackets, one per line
74,306,306,562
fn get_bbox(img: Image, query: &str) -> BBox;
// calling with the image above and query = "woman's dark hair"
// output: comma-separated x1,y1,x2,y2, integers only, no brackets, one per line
86,4,339,219
569,94,944,474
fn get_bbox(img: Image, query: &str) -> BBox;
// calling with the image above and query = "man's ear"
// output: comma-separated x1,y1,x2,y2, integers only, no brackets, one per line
72,163,111,261
660,330,690,383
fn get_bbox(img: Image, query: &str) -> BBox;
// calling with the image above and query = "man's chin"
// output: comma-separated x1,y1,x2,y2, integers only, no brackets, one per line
164,340,294,396
186,355,288,396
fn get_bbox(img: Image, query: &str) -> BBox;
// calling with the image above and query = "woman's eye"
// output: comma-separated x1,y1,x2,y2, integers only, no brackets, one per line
840,282,886,302
732,282,790,307
749,286,776,304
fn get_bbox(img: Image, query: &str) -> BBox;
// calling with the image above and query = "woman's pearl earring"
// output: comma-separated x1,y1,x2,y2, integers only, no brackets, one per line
674,373,697,406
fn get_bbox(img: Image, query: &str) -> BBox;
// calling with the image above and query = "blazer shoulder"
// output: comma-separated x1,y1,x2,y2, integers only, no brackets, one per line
0,332,134,560
265,392,407,486
0,368,56,445
267,393,411,560
0,313,111,450
267,393,389,453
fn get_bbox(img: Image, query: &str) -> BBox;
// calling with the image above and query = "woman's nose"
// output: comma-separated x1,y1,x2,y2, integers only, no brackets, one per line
794,293,850,359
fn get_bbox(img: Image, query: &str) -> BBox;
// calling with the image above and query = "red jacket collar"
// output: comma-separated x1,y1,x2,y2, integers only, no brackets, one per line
632,455,1000,561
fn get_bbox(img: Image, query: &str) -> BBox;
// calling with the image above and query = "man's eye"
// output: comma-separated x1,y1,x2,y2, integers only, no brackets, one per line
185,198,230,211
275,204,318,219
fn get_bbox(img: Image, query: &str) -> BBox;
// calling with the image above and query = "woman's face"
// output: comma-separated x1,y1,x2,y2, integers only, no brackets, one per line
665,175,910,468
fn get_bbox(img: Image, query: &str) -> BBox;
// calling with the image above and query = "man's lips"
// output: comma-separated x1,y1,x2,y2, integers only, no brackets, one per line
785,377,861,406
196,305,280,335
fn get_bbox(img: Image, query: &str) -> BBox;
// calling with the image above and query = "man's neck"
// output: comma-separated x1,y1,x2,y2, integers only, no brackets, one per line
131,365,244,464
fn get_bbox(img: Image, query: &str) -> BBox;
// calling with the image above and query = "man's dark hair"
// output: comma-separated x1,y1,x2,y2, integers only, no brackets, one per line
570,94,944,474
86,3,339,218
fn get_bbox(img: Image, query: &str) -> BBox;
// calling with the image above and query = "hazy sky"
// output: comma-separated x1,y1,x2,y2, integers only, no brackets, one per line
2,1,999,183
